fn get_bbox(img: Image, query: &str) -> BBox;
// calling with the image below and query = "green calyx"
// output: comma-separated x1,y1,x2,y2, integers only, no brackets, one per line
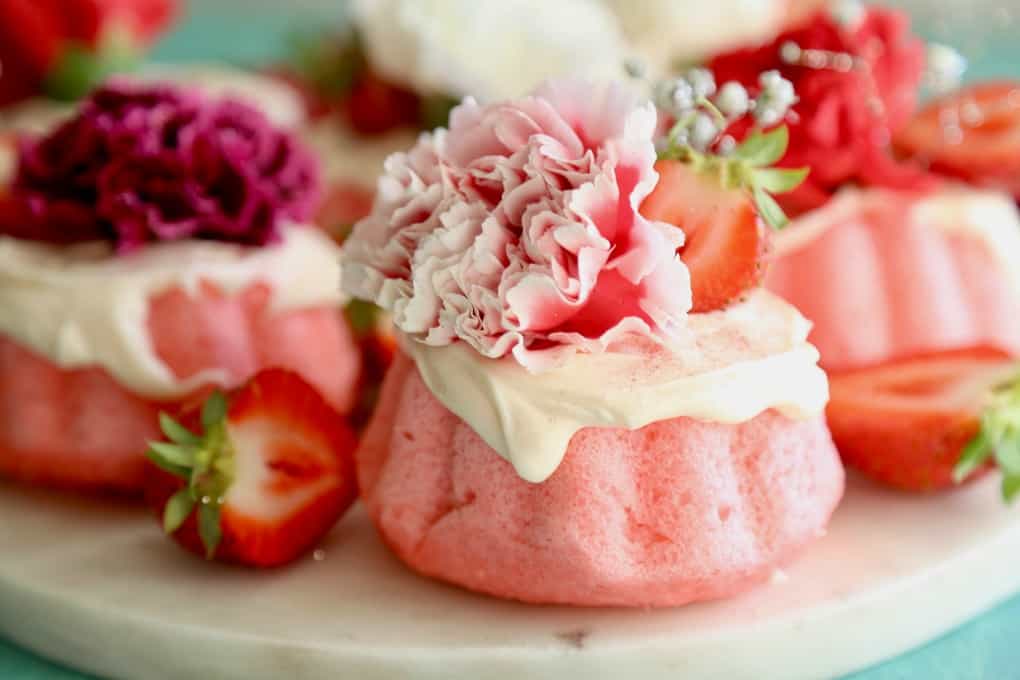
953,370,1020,502
146,391,235,558
44,25,140,102
658,125,808,231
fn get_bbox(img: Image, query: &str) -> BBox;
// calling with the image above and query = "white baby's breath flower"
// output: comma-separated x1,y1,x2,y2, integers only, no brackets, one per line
716,82,750,118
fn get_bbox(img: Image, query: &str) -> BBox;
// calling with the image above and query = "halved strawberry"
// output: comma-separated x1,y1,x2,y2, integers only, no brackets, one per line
144,369,358,568
827,348,1018,494
640,159,770,313
895,81,1020,197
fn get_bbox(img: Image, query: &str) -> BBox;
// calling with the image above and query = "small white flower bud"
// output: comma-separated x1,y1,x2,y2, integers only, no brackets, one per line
779,41,802,65
716,81,750,118
759,69,783,90
830,0,865,28
685,67,717,99
689,113,719,150
754,104,784,128
926,43,967,93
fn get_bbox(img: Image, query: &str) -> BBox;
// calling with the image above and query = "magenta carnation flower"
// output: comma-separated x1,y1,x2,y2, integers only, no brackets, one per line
5,82,321,252
342,80,692,372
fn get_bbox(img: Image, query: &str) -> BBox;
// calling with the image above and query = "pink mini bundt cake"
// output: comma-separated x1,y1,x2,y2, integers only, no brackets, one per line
359,354,842,607
0,83,360,494
766,188,1020,372
0,282,359,493
342,78,844,606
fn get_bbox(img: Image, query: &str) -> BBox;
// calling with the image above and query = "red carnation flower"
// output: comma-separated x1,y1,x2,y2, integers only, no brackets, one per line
710,7,935,213
4,83,322,253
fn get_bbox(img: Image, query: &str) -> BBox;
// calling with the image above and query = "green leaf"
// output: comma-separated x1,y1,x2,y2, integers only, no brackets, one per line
145,448,191,480
163,489,196,534
733,126,789,167
345,299,380,336
1002,474,1020,503
201,391,228,430
752,185,791,231
198,503,223,560
995,434,1020,473
954,429,991,483
752,167,810,195
419,94,459,131
148,441,196,468
44,41,138,101
159,413,200,446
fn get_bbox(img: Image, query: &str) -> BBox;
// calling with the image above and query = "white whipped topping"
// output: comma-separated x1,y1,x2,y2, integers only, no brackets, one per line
602,0,789,75
129,63,307,128
301,120,419,189
408,290,829,483
0,64,304,140
350,0,629,100
0,226,344,399
911,187,1020,298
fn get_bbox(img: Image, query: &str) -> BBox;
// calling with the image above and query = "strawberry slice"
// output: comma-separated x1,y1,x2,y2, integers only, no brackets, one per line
895,81,1020,196
640,159,770,313
144,369,358,568
827,348,1018,493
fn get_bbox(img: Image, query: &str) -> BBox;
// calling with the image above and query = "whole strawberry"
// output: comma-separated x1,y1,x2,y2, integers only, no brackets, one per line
144,369,358,567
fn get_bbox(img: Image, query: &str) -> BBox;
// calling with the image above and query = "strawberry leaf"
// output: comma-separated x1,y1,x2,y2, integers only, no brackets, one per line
159,413,200,446
1004,474,1020,502
202,391,228,430
145,448,191,479
148,441,195,468
752,185,790,231
163,488,195,534
953,429,990,483
733,126,789,167
752,167,809,194
197,503,223,560
955,368,1020,502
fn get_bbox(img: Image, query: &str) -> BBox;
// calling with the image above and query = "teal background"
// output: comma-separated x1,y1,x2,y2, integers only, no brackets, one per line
2,1,1019,678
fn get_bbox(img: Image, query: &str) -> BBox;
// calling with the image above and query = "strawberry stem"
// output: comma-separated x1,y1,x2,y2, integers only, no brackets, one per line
656,124,807,231
147,390,236,558
953,369,1020,502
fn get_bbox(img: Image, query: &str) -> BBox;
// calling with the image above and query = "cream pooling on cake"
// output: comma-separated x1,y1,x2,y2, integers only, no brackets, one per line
409,289,829,483
0,226,344,399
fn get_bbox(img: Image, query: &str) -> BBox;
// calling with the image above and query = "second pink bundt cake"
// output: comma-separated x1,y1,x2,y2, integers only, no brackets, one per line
766,187,1020,372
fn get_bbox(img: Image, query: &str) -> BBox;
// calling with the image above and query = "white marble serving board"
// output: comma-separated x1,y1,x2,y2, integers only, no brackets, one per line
0,474,1018,680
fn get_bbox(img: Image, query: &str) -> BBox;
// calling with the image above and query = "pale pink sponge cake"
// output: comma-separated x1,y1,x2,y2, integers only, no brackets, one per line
766,188,1020,372
0,83,360,494
360,354,842,606
342,78,844,606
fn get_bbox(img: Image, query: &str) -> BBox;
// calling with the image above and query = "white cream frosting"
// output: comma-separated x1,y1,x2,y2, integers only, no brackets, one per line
301,120,418,189
602,0,791,75
129,63,307,128
0,226,344,399
408,289,829,483
350,0,629,101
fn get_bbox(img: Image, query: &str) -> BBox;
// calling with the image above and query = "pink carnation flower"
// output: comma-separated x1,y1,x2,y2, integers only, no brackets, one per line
342,80,691,372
